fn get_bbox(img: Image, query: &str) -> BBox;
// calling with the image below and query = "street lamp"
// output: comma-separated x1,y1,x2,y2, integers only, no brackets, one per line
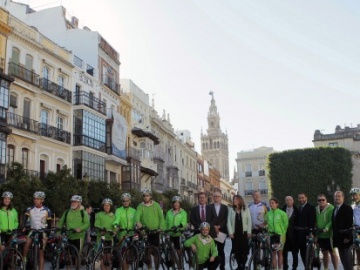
327,179,340,195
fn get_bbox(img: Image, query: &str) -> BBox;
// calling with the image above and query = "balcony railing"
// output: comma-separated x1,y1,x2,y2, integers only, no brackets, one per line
39,78,72,103
101,74,120,95
73,134,106,152
8,62,39,86
7,112,39,134
259,188,268,195
73,91,106,115
127,146,141,160
39,123,71,144
244,189,253,196
245,171,252,177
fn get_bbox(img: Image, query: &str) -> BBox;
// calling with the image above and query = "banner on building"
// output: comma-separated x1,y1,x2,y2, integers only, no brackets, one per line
112,110,127,159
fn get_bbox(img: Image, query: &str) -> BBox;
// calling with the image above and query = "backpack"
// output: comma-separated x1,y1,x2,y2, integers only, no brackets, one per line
63,208,85,225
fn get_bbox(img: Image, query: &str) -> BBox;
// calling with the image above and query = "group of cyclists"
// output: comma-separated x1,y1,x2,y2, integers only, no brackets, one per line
1,186,360,270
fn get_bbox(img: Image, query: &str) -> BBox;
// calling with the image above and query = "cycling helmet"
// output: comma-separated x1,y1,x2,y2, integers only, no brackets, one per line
2,191,13,199
172,196,181,202
33,191,45,199
121,193,131,200
142,188,152,195
199,222,210,230
102,198,113,205
350,188,360,195
70,195,82,202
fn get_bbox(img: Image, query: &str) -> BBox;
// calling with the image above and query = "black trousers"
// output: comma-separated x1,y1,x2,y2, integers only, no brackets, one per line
338,247,351,270
283,238,298,270
199,256,221,270
215,240,226,270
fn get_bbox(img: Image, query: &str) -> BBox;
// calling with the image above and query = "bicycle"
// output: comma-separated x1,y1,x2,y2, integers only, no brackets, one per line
247,228,272,270
180,229,198,270
116,228,139,270
134,226,161,270
1,228,26,270
48,228,80,270
159,225,182,270
343,225,360,269
295,227,322,270
91,227,121,270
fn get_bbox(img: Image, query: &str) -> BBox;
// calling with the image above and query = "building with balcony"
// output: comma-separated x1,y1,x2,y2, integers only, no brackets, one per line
313,125,360,188
236,146,274,204
5,14,73,179
220,178,237,206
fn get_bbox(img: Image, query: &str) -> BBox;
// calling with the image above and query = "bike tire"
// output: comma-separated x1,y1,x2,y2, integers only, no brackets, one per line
81,242,95,270
33,244,39,270
160,243,181,270
189,250,199,270
305,243,314,270
122,244,139,270
229,252,238,270
2,247,24,270
56,244,80,270
168,244,181,269
348,244,360,269
142,245,161,270
248,247,272,270
92,246,122,270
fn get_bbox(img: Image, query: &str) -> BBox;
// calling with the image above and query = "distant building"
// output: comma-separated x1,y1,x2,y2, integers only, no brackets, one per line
236,147,274,204
313,125,360,188
201,92,229,180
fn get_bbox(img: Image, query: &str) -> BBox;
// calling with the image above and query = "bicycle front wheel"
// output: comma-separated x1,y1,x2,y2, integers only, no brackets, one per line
229,252,238,270
248,247,272,270
348,244,360,269
122,244,139,270
81,242,95,270
3,247,23,270
305,243,315,270
142,245,160,270
92,246,122,270
56,244,80,270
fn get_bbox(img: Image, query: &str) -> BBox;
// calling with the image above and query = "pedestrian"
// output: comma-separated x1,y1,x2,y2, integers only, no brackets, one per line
296,192,316,265
190,192,215,237
227,195,252,270
265,198,288,270
281,196,299,270
249,190,268,235
332,191,353,270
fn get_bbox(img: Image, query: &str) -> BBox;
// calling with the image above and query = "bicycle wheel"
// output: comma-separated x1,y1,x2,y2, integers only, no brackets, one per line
248,247,272,270
2,247,24,270
348,244,360,269
229,252,238,270
305,243,315,270
142,245,160,270
92,246,122,270
81,242,95,270
122,244,139,270
56,244,80,270
32,245,39,270
188,250,198,270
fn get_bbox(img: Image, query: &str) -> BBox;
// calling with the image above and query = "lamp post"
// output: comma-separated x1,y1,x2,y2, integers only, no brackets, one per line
327,179,340,196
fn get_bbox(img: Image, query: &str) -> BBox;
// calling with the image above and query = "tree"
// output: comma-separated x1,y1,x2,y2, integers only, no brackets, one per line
268,147,353,206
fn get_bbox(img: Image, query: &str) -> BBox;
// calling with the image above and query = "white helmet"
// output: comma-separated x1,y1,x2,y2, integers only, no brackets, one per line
33,191,45,199
350,188,360,195
70,195,82,202
172,196,181,202
199,222,210,230
2,191,13,198
142,188,152,195
102,198,113,205
121,193,131,200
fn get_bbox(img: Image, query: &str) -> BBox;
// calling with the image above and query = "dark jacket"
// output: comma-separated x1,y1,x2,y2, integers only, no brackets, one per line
190,204,216,238
296,202,316,229
281,205,299,241
332,203,353,248
209,203,229,235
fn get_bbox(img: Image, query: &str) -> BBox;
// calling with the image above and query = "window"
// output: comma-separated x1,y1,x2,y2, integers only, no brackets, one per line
259,180,267,194
245,181,253,195
41,110,48,125
73,150,105,181
57,117,64,130
258,163,265,176
0,133,6,165
245,164,252,177
43,67,49,80
22,148,29,169
58,76,64,88
25,54,33,81
23,99,31,128
0,85,9,119
329,142,338,147
11,47,20,64
7,145,14,165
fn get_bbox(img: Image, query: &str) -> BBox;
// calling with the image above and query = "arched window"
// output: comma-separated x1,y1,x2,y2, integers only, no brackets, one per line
56,158,64,172
43,67,49,80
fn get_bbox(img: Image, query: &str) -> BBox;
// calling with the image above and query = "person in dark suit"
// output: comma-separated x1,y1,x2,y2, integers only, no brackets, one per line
296,193,316,265
332,190,353,270
281,196,299,270
209,191,228,270
190,192,215,237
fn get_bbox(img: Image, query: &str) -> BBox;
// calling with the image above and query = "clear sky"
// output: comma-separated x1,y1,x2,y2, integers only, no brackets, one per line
23,0,360,177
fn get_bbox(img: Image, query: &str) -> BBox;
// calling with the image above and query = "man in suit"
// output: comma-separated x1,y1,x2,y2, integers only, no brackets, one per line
281,196,299,270
332,190,353,270
210,191,228,270
296,192,316,265
190,192,215,236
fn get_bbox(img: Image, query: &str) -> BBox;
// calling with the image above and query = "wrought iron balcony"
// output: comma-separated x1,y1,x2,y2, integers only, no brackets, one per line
8,62,39,86
101,74,120,95
39,78,72,103
7,112,39,134
259,188,268,195
73,134,106,152
245,189,254,196
39,123,71,144
73,91,106,115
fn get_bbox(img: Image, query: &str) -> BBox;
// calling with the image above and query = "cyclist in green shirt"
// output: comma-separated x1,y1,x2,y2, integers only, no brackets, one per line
135,188,164,247
0,191,19,251
57,195,90,253
184,222,220,270
94,198,115,246
113,193,136,238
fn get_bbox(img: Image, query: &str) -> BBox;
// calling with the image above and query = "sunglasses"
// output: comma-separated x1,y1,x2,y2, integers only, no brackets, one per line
122,200,130,203
143,194,150,197
317,199,325,202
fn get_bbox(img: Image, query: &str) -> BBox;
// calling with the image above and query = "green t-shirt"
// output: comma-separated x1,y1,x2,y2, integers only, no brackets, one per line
135,201,165,230
184,234,218,264
57,208,90,240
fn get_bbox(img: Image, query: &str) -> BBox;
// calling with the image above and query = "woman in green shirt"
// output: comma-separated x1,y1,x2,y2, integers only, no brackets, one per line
0,191,18,251
94,198,115,246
